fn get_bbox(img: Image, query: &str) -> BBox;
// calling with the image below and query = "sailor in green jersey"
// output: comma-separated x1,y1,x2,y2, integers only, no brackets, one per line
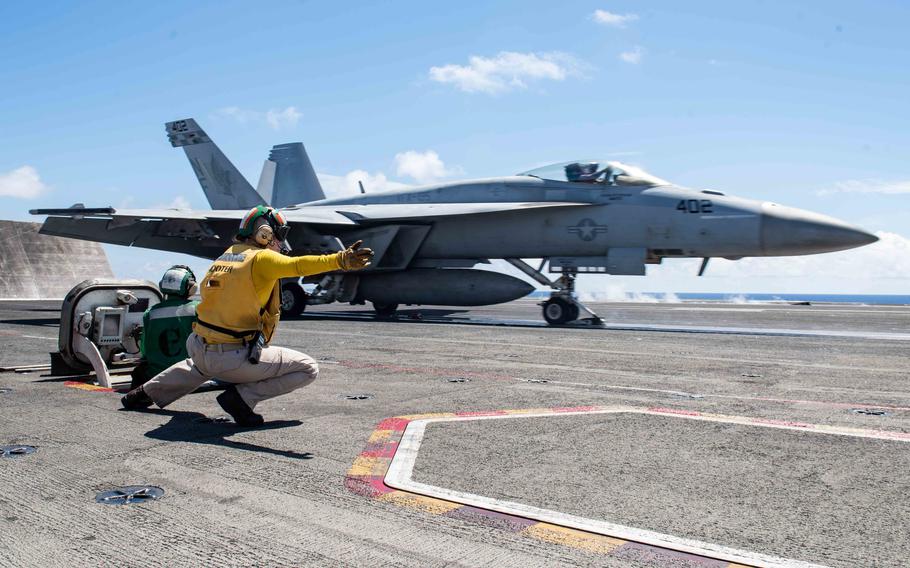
132,265,199,388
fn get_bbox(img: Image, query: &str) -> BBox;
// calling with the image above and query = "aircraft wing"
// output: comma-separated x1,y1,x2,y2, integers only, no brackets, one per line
30,201,588,259
29,205,359,259
30,206,357,224
291,201,588,222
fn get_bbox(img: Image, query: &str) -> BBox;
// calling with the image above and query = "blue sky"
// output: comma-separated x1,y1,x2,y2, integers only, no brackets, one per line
2,1,908,294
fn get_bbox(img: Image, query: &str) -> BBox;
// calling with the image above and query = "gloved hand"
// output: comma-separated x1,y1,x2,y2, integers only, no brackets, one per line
338,240,373,271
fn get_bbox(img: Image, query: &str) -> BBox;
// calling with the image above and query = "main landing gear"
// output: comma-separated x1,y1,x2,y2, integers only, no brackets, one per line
280,281,307,317
504,259,604,326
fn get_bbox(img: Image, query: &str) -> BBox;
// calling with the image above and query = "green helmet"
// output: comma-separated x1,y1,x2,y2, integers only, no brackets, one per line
159,265,197,298
237,205,290,241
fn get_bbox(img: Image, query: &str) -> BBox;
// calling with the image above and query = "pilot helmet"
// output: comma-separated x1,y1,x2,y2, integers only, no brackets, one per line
564,162,599,181
159,265,197,298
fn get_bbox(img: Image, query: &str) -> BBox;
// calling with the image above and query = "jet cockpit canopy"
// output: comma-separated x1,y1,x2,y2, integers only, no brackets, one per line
518,160,668,187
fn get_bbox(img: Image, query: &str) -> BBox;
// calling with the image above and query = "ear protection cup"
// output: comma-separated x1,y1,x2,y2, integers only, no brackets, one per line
253,223,274,247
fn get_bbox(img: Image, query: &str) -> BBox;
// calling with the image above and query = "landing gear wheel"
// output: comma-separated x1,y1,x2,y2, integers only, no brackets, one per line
280,284,307,317
372,302,399,318
542,297,578,325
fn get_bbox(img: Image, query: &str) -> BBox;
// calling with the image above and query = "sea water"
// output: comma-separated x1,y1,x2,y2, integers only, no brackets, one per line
526,291,910,305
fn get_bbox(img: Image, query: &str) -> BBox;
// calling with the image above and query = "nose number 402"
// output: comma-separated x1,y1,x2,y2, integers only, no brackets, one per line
676,199,713,214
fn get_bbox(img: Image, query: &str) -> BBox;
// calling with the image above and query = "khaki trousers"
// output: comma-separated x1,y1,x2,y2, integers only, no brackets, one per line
142,333,319,409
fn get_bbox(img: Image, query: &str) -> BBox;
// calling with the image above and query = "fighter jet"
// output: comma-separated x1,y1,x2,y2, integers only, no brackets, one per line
31,118,878,325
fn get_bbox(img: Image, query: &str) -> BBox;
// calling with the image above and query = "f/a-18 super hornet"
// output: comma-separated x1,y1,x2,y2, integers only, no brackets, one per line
32,118,878,325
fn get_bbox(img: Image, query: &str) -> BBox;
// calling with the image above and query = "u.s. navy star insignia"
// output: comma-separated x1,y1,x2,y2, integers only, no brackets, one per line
568,218,608,241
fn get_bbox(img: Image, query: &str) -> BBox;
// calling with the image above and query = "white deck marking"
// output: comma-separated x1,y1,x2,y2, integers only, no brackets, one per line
386,407,910,568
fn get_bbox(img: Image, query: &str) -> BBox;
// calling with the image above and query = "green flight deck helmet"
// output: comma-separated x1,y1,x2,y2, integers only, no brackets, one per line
158,265,197,299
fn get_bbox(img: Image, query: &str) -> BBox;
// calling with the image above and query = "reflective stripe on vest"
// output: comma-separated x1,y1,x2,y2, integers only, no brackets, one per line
147,303,197,320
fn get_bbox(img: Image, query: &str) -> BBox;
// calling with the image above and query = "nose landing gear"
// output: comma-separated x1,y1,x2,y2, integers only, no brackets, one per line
504,259,604,326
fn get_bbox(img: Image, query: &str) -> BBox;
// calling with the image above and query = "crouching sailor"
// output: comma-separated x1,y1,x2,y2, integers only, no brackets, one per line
130,265,200,390
121,205,373,426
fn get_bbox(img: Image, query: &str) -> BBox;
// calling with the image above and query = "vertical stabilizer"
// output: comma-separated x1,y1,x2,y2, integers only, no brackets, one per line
166,119,266,210
256,142,325,208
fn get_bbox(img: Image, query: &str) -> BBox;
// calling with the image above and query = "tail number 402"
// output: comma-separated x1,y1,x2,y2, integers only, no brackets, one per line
676,199,713,214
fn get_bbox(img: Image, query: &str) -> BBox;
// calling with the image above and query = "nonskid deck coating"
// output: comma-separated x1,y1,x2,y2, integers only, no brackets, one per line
346,406,910,567
2,299,909,567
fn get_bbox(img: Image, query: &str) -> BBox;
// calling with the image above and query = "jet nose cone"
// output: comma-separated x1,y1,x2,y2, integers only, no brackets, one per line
761,203,878,255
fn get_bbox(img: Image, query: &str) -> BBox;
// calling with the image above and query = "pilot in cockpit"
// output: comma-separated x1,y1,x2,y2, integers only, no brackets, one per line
565,162,613,183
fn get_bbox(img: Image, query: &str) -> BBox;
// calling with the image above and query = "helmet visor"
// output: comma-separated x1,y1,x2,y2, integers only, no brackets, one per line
273,224,290,242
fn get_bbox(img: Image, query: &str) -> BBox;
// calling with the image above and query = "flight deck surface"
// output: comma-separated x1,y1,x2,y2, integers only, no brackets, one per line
1,299,908,567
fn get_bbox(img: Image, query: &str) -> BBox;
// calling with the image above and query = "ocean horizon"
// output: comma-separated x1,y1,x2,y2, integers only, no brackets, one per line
526,291,910,305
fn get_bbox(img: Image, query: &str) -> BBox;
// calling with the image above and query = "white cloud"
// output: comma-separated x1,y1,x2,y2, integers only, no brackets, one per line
167,195,191,209
707,232,910,281
213,106,302,130
394,150,457,183
429,51,581,94
135,195,192,209
265,106,302,130
816,179,910,196
572,231,910,295
318,149,457,197
317,170,411,198
592,10,638,27
619,46,644,64
213,106,259,124
0,165,48,199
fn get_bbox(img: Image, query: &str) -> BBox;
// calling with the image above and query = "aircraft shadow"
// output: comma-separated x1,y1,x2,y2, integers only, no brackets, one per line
136,409,313,461
296,309,587,330
292,308,471,321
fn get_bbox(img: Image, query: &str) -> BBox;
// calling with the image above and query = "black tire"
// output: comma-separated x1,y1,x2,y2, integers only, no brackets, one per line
280,284,307,317
542,297,577,325
372,302,399,317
